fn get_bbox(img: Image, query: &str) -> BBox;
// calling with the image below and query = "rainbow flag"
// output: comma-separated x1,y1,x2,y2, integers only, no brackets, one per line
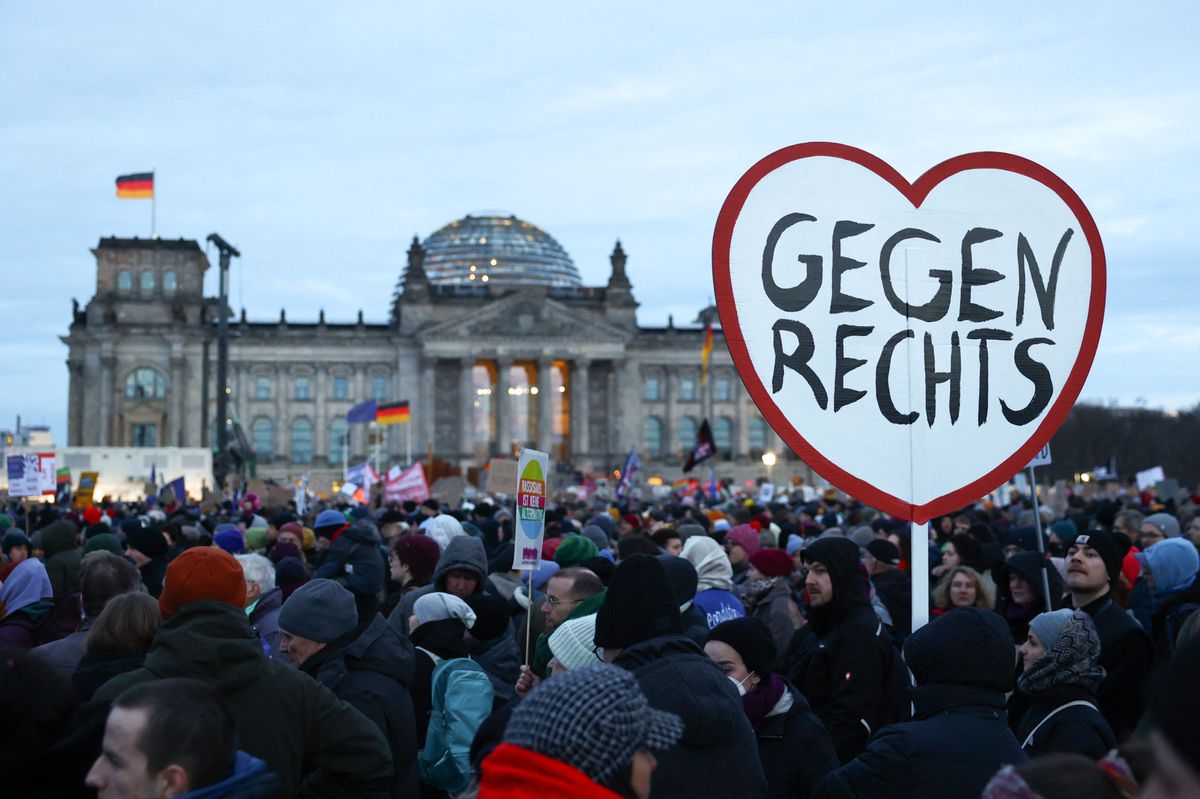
116,172,154,199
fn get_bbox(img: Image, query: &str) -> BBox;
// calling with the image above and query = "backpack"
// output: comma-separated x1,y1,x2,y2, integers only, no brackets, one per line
418,656,495,794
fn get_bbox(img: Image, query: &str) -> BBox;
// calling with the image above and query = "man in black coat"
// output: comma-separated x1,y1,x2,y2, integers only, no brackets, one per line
814,608,1027,798
595,554,767,799
657,554,711,647
1064,530,1153,740
864,540,911,638
280,578,419,799
785,538,910,763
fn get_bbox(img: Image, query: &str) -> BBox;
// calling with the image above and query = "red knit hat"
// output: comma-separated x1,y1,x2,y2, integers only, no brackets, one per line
82,507,102,526
749,548,794,578
542,536,563,561
159,547,247,620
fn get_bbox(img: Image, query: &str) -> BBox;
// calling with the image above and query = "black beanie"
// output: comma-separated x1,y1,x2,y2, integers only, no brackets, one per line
125,524,169,559
594,554,682,649
1069,530,1128,583
466,593,511,641
656,554,699,604
1151,635,1200,772
580,555,615,586
707,617,777,678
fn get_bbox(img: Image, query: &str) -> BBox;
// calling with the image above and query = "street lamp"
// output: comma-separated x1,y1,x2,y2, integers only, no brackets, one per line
762,451,777,483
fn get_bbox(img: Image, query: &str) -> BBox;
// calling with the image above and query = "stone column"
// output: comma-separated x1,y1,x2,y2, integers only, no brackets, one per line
495,357,511,457
662,368,675,459
571,357,590,461
315,365,328,462
67,357,83,446
171,350,187,447
352,367,366,459
419,356,435,456
537,357,553,454
618,359,639,460
460,357,476,459
732,394,744,461
98,353,116,446
275,365,287,463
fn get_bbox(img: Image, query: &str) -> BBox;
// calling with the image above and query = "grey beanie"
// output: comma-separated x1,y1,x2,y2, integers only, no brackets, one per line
1028,608,1075,651
580,525,610,550
676,523,706,542
504,664,684,785
1144,512,1181,539
278,578,358,642
849,525,875,548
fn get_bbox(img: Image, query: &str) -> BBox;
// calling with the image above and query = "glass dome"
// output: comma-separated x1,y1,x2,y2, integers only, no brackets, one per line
421,213,581,288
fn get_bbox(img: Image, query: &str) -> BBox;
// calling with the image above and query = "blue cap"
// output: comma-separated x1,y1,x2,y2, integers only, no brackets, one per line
314,509,348,530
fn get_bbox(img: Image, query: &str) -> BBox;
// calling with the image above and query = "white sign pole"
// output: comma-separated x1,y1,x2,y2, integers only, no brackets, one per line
911,521,929,631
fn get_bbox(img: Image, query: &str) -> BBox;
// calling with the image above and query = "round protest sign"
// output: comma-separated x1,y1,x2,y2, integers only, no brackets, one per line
713,143,1105,522
512,448,549,569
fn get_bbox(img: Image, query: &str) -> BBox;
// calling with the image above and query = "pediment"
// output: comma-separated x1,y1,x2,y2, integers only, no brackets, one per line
419,294,630,343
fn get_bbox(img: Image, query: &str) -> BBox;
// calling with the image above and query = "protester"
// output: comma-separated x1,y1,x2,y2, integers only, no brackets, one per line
994,551,1063,644
595,554,767,798
1141,512,1181,548
313,514,387,618
863,539,910,637
0,530,30,582
1138,537,1200,660
466,592,521,705
1142,636,1200,798
1014,609,1115,758
392,535,489,631
386,532,440,610
981,753,1138,799
931,565,993,614
681,535,745,629
814,608,1025,798
235,553,287,661
477,664,683,799
706,618,838,799
742,547,800,660
725,524,761,584
787,537,909,764
656,554,709,647
90,547,394,797
408,591,479,744
72,592,162,701
124,522,171,598
546,613,599,674
42,519,82,600
531,566,605,678
0,558,56,649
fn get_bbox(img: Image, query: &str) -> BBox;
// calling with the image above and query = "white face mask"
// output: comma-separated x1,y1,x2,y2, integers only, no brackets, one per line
728,672,755,697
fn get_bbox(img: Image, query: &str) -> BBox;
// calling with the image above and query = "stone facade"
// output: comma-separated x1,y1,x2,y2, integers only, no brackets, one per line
63,218,804,489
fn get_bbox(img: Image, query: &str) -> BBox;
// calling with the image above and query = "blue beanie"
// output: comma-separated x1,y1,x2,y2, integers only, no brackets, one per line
1139,538,1200,596
314,509,348,532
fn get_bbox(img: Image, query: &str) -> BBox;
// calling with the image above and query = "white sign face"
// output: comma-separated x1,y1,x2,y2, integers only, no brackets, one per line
1136,466,1165,492
1028,443,1053,469
714,144,1105,522
511,448,549,571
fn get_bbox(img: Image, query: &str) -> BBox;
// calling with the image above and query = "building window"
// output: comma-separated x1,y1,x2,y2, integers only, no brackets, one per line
679,377,697,402
643,416,664,458
329,418,349,458
714,417,734,458
715,378,732,402
163,271,177,294
290,418,313,463
117,270,132,293
294,377,311,400
131,424,157,447
678,416,698,452
644,376,662,402
748,417,768,454
251,417,274,460
371,376,388,403
140,270,156,293
254,377,271,400
125,368,166,399
332,376,349,400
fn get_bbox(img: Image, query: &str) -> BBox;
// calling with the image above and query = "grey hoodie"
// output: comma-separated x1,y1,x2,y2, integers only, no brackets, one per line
389,536,488,632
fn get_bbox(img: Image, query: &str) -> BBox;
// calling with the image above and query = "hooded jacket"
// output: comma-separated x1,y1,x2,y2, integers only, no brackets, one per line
246,586,286,661
684,536,746,629
814,608,1026,799
786,538,909,763
994,552,1064,644
1075,592,1153,740
177,751,278,799
300,613,419,799
41,521,82,600
91,600,393,798
614,636,766,799
391,535,489,630
756,682,839,799
315,522,387,600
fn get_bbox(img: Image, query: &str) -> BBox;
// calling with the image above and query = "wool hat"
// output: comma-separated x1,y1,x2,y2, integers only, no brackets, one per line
83,533,124,557
244,526,268,551
712,519,731,534
530,560,560,590
1068,531,1127,583
1028,608,1075,651
749,547,793,578
125,525,169,559
2,530,29,556
785,535,806,556
726,524,762,557
593,554,682,649
1144,512,1181,539
548,614,599,672
81,507,102,526
414,592,477,629
159,547,246,620
541,536,563,561
586,514,614,538
579,555,615,586
278,521,304,539
313,509,349,535
465,593,510,641
393,533,441,579
268,540,302,565
1007,526,1045,553
656,554,699,605
213,528,246,555
554,535,599,567
580,525,610,551
848,525,875,548
866,539,902,566
274,556,308,601
676,523,706,542
1049,519,1078,541
707,617,777,678
1138,538,1200,596
279,578,358,642
502,663,683,786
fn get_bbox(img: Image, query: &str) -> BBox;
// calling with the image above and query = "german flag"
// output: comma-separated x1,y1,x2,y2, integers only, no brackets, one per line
376,400,410,425
116,172,154,199
700,323,714,384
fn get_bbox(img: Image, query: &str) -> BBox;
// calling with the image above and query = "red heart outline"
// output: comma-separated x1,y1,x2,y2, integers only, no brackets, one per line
712,142,1107,523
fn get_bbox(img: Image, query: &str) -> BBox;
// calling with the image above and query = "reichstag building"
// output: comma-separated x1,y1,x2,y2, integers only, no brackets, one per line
62,213,795,489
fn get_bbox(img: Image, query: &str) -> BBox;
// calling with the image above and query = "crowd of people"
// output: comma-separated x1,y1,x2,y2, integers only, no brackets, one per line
2,480,1200,798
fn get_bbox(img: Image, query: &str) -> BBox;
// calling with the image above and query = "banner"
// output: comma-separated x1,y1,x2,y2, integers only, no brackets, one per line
346,461,380,495
385,462,430,503
56,467,72,504
74,471,99,508
6,454,41,497
38,453,56,497
511,448,549,571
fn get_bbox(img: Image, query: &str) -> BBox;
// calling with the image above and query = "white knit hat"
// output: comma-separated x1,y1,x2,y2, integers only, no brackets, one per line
548,613,598,672
413,591,476,629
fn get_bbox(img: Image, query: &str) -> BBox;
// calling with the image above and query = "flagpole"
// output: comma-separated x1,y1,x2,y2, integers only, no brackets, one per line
372,422,381,474
342,433,348,480
406,420,412,467
151,168,156,238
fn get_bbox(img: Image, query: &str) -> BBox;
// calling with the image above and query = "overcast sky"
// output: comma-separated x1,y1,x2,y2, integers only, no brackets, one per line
2,2,1197,441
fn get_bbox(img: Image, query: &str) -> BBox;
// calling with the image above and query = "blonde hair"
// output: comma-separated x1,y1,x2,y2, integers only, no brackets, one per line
932,566,992,611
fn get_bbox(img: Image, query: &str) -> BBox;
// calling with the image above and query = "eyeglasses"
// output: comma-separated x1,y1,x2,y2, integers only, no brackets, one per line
545,595,583,607
592,644,605,662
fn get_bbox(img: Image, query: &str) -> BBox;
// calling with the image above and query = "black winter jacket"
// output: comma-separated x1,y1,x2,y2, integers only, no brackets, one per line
1077,593,1153,739
615,636,767,799
870,569,911,638
757,683,839,799
316,522,387,600
1016,684,1115,759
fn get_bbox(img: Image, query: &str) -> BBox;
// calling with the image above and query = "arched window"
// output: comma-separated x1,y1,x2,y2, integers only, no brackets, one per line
643,416,664,458
329,418,349,458
748,417,768,454
116,270,133,293
163,271,177,294
678,416,698,452
714,417,734,458
140,270,156,293
251,417,274,461
124,368,166,399
290,418,313,463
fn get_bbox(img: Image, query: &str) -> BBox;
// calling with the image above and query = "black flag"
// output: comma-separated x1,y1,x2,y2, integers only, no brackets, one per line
683,420,717,472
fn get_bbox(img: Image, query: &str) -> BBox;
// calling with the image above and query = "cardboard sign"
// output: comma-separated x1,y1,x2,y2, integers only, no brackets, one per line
74,471,99,508
6,454,41,497
1136,466,1165,492
37,453,56,496
512,448,549,571
1028,443,1052,469
713,143,1105,522
485,458,519,495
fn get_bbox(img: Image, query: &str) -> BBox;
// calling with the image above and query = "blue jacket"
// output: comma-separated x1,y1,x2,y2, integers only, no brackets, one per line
693,588,745,629
179,751,278,799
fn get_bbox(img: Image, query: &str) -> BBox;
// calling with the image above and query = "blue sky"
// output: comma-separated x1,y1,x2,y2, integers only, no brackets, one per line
2,2,1197,441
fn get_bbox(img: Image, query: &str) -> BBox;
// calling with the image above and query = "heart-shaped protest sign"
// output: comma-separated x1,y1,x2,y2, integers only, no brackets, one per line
713,143,1105,523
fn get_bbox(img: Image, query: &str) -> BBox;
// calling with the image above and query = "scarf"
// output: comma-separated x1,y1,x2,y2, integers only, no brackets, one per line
1017,611,1106,695
743,577,781,612
743,672,787,731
